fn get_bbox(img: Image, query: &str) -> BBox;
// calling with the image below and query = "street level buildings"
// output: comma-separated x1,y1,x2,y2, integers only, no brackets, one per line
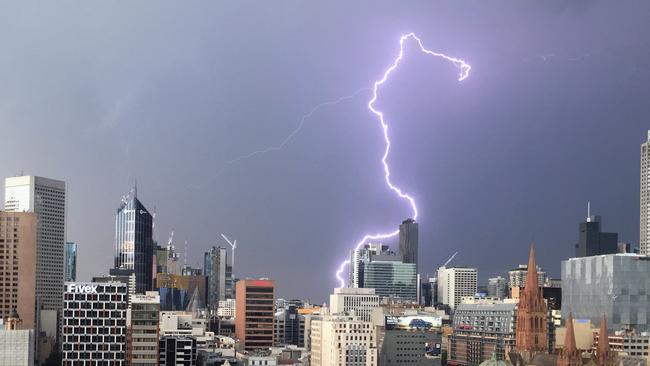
4,175,66,312
0,211,37,329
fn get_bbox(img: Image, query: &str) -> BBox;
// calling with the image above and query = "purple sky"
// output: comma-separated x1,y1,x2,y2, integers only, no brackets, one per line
1,1,649,302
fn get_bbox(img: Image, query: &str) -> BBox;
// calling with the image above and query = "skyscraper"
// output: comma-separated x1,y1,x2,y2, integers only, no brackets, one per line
437,266,478,309
4,175,66,311
235,279,275,351
641,130,650,255
112,187,155,294
205,246,231,310
399,218,418,270
64,242,77,282
575,208,618,257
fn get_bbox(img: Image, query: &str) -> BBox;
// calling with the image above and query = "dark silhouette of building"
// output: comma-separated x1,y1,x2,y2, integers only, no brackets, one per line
575,211,618,258
399,218,418,270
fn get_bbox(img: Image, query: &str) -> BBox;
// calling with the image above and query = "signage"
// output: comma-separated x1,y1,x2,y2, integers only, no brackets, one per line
67,284,98,294
385,315,442,330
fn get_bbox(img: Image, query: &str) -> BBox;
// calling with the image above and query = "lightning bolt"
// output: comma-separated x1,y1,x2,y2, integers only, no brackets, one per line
334,32,471,288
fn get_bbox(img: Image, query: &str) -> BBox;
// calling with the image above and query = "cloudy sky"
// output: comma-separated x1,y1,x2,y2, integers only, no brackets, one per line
1,1,649,302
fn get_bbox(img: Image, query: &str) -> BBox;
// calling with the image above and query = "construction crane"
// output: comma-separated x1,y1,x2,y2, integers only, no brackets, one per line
220,234,237,268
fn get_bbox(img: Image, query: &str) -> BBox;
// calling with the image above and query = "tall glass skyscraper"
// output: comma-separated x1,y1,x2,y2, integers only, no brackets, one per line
113,187,154,293
399,218,419,271
64,242,77,282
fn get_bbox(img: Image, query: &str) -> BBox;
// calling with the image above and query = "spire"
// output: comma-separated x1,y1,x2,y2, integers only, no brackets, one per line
525,244,540,292
596,313,616,366
564,312,577,353
134,178,138,198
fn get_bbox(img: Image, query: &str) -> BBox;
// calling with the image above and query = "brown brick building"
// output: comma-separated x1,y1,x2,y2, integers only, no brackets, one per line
235,279,275,351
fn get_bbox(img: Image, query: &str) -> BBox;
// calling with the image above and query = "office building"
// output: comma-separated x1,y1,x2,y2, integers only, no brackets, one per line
437,267,478,310
65,241,77,282
562,254,650,332
217,299,236,318
4,175,66,312
235,279,275,351
329,288,380,322
508,264,546,290
128,292,160,365
487,277,507,299
349,243,418,302
0,310,35,366
274,305,305,347
641,130,650,255
159,335,196,366
310,313,377,366
93,272,136,308
0,211,37,329
575,210,618,257
449,298,517,366
62,281,128,364
399,218,419,269
113,187,155,294
205,246,232,310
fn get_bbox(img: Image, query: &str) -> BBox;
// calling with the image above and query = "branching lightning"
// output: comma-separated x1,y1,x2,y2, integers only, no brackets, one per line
334,33,471,288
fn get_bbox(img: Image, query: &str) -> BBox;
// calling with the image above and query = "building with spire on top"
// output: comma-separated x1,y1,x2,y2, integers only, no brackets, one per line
594,314,616,366
557,313,581,366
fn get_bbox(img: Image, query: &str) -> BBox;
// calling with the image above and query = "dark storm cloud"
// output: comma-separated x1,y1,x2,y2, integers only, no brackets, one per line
1,1,649,302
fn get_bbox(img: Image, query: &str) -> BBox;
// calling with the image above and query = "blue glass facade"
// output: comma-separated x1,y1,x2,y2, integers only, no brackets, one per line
65,242,77,282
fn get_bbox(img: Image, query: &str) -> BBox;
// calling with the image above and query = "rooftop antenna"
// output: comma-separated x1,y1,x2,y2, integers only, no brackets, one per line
220,233,237,269
588,201,591,217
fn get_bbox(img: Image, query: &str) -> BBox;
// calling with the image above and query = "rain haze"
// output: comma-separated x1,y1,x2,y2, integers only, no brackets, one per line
1,1,649,302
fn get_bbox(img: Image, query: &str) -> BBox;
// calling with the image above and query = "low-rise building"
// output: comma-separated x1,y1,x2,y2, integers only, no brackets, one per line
128,291,160,365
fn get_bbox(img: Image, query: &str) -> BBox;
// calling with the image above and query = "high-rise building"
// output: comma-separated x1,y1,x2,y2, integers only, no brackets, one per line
487,276,507,299
399,218,418,270
4,175,66,311
235,279,275,351
274,305,305,347
112,187,155,294
514,246,548,355
508,264,546,290
65,241,77,282
641,130,650,255
437,267,478,310
562,253,650,332
575,210,618,257
205,246,232,310
128,292,160,365
0,211,37,329
329,288,380,322
62,281,128,364
310,313,377,366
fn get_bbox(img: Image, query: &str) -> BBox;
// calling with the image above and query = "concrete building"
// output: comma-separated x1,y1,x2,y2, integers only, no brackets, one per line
0,312,35,366
487,277,507,299
64,241,77,282
507,264,546,290
562,254,650,332
640,130,650,255
399,218,419,270
437,267,478,310
575,210,618,257
310,313,377,366
449,299,518,366
205,246,232,310
0,211,37,329
159,335,196,366
4,175,66,312
62,281,128,364
235,279,275,351
112,187,155,293
329,288,380,322
128,292,160,365
217,298,236,318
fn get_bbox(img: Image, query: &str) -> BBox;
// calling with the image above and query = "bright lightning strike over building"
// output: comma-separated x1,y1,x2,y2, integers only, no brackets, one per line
334,33,471,288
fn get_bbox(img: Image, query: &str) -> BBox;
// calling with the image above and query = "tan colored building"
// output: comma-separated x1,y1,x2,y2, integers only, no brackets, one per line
0,211,37,329
310,313,377,366
235,279,275,351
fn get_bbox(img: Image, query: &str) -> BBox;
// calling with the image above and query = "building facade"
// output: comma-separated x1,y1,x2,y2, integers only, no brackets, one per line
562,254,650,332
329,288,380,322
310,313,377,366
62,281,128,364
437,267,478,310
205,246,231,310
0,211,37,329
159,335,196,366
113,188,155,294
65,241,77,282
575,213,618,258
399,218,419,270
128,292,160,365
641,130,650,255
507,264,546,290
487,277,507,299
235,279,275,351
4,175,66,312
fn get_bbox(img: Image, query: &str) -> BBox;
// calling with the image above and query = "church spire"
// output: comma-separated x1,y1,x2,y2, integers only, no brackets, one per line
557,313,581,366
515,244,548,355
596,314,616,366
525,243,540,292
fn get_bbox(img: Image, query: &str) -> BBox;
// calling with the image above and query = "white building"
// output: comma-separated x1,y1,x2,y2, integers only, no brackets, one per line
0,329,34,366
4,175,66,312
508,264,546,289
62,281,127,364
310,313,377,366
329,288,380,322
641,130,650,255
436,267,477,310
217,299,236,318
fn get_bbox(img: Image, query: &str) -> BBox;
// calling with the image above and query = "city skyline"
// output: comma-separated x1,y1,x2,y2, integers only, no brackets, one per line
1,1,650,301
